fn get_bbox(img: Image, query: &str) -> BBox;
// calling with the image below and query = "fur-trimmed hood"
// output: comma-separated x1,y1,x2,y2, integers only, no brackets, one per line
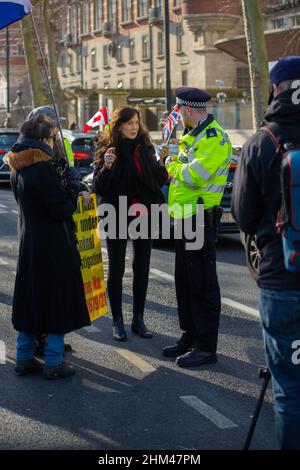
4,148,53,171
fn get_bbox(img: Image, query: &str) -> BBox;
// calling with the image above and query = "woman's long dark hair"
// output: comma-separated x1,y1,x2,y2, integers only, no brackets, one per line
94,106,153,167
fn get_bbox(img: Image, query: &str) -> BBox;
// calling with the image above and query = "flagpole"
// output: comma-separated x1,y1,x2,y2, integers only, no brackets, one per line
30,12,68,162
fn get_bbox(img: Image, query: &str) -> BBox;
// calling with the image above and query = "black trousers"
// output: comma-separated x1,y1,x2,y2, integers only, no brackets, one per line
106,237,153,321
174,227,221,353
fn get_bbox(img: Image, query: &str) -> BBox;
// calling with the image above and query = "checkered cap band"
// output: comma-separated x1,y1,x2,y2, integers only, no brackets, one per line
176,97,207,108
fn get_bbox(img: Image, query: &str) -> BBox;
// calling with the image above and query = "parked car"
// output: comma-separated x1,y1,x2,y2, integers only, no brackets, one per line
240,232,260,281
0,129,19,182
62,130,97,178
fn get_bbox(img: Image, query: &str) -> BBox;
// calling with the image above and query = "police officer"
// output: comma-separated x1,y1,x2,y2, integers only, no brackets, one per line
232,57,300,450
161,87,232,368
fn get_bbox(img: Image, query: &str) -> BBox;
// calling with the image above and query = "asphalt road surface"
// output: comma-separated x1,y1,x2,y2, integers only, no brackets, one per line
0,184,276,450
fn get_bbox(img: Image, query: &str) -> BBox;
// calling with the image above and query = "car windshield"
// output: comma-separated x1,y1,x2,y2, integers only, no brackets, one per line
0,133,18,150
72,138,95,153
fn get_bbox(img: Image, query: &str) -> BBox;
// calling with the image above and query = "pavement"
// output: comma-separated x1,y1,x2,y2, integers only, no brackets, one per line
0,184,276,450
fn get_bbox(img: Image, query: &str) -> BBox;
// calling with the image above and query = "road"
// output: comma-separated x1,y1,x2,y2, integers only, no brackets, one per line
0,184,276,450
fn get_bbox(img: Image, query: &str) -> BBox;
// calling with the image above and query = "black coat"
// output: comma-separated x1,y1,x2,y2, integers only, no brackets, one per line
8,148,91,335
232,89,300,290
92,138,168,208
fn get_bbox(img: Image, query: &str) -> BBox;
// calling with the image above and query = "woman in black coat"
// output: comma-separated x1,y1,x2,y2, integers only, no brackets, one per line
5,115,91,379
93,106,168,342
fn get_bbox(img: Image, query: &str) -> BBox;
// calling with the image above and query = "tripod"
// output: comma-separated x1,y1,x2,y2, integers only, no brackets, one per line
243,367,271,450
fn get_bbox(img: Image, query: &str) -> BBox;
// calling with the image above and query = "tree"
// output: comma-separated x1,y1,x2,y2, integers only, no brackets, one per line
22,0,67,117
21,0,47,108
241,0,270,131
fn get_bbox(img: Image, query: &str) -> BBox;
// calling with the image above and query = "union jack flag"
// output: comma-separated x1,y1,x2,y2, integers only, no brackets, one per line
163,106,181,142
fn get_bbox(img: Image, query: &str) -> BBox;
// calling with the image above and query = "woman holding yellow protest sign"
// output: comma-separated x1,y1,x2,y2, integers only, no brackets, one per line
5,115,91,379
93,106,168,342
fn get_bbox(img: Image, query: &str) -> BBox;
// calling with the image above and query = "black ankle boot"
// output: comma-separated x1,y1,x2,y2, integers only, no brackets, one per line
131,314,153,339
113,318,127,342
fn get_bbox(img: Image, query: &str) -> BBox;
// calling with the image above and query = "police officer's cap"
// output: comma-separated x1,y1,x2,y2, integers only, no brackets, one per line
175,87,211,109
268,56,300,104
26,106,66,124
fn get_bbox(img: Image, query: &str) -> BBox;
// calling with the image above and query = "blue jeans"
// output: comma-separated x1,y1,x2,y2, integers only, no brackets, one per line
16,332,65,366
260,289,300,450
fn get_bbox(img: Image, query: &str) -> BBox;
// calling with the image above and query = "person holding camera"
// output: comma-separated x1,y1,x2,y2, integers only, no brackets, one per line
232,57,300,449
160,87,232,368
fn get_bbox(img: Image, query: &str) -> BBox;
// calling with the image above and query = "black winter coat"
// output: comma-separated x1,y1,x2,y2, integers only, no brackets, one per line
92,138,168,209
232,89,300,290
8,148,91,335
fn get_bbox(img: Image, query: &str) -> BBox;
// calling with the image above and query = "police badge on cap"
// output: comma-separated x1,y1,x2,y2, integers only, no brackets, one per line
175,87,211,108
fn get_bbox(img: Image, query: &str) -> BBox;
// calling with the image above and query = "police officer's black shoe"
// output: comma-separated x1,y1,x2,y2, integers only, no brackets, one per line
113,318,127,342
162,334,193,358
175,349,217,368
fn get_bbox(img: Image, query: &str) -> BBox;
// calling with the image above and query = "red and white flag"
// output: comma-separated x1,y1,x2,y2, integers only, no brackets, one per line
83,107,109,133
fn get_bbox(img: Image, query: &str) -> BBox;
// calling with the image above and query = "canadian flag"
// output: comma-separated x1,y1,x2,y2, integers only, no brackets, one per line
83,107,109,133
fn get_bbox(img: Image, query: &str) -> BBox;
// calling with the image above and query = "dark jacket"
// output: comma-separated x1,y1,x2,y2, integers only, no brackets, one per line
232,89,300,290
92,137,168,209
6,147,91,335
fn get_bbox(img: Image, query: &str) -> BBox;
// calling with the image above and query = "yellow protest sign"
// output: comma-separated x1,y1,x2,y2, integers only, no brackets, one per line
73,193,107,321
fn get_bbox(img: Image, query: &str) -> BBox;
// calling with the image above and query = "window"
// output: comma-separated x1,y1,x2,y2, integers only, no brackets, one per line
70,4,77,43
138,0,149,17
129,38,136,62
130,77,136,89
81,1,89,35
176,25,183,52
292,16,300,26
157,74,163,89
91,48,97,69
236,67,250,89
94,0,102,30
181,70,188,86
108,0,117,29
61,52,68,75
272,18,285,29
69,54,74,73
122,0,132,22
117,80,124,89
17,44,24,55
157,31,164,56
142,35,149,59
76,49,81,73
143,76,150,88
116,45,123,64
104,82,110,89
103,44,108,66
173,0,180,6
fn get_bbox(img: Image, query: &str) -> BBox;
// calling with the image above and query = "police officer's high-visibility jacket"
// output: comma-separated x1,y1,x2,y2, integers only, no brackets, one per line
166,114,232,219
64,137,74,167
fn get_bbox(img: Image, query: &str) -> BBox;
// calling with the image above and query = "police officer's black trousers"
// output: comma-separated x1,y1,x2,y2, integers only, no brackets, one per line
174,227,221,353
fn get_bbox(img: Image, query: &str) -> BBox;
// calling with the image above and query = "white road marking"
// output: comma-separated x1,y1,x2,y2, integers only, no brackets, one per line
0,204,7,208
221,297,259,319
84,325,101,333
0,209,8,214
150,268,174,282
116,349,156,374
150,268,260,319
180,396,238,430
10,210,18,215
0,257,9,265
